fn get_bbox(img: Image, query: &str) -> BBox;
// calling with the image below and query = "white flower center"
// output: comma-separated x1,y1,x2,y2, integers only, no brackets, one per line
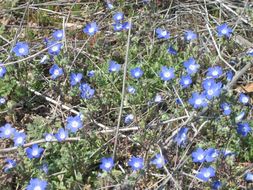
207,89,213,95
88,27,95,33
4,129,10,135
224,106,229,110
134,72,140,77
51,46,59,52
203,171,210,178
221,29,227,34
32,149,38,156
184,80,189,85
189,64,195,71
105,162,111,168
60,133,66,139
18,48,25,54
0,67,2,72
242,97,249,103
134,162,140,168
71,121,79,128
57,33,62,38
156,157,163,164
164,72,171,78
195,98,202,105
54,70,60,76
45,135,52,141
34,186,42,190
17,137,23,144
212,70,218,76
161,31,167,36
197,154,204,160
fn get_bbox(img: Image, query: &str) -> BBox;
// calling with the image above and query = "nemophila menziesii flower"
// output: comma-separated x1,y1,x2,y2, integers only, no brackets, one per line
226,70,234,81
0,65,7,78
3,158,16,172
80,83,95,99
211,180,222,190
113,12,124,22
124,114,134,124
26,178,47,190
122,22,131,30
205,148,219,162
174,127,188,146
202,78,216,90
55,128,68,142
0,123,15,139
180,75,192,88
204,81,222,100
159,66,175,81
130,67,143,79
167,46,177,55
87,70,95,78
220,102,231,116
0,97,6,105
83,22,98,36
128,157,144,171
151,153,167,169
196,166,216,182
221,149,235,158
113,23,124,32
127,86,136,94
12,42,29,57
245,172,253,182
237,122,251,137
189,92,208,109
13,132,26,146
207,66,223,79
47,41,63,55
183,57,200,75
238,93,250,105
44,133,54,142
192,148,206,163
26,144,44,159
108,60,121,73
66,115,83,133
70,73,83,86
217,23,233,38
100,157,114,172
156,28,170,39
184,30,197,41
52,29,63,41
49,64,63,80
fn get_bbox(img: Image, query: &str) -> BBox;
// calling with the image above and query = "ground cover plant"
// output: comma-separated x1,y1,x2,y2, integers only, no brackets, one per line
0,0,253,189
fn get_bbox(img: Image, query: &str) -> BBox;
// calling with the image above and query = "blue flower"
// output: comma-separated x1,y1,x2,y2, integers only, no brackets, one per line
127,86,136,94
203,81,222,100
122,22,131,30
70,73,83,86
83,22,98,36
52,29,63,41
87,70,95,78
180,75,192,88
174,127,188,146
47,41,63,56
55,128,68,142
159,66,175,81
108,60,121,73
124,114,134,124
80,83,95,99
44,133,54,142
237,122,251,137
226,70,234,81
26,144,44,159
183,58,200,75
113,12,124,22
245,172,253,182
26,178,47,190
3,158,16,172
220,103,231,115
156,28,170,39
184,30,197,41
49,64,63,80
207,66,223,79
217,23,233,38
151,153,167,169
167,46,177,55
211,180,222,190
128,157,144,171
192,148,206,163
196,166,215,182
0,123,15,139
238,93,250,105
99,157,114,172
13,132,26,146
0,65,7,78
0,97,6,105
12,42,29,57
130,67,143,79
205,148,219,162
113,23,124,31
189,92,208,109
202,78,216,90
66,115,83,133
221,149,235,158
